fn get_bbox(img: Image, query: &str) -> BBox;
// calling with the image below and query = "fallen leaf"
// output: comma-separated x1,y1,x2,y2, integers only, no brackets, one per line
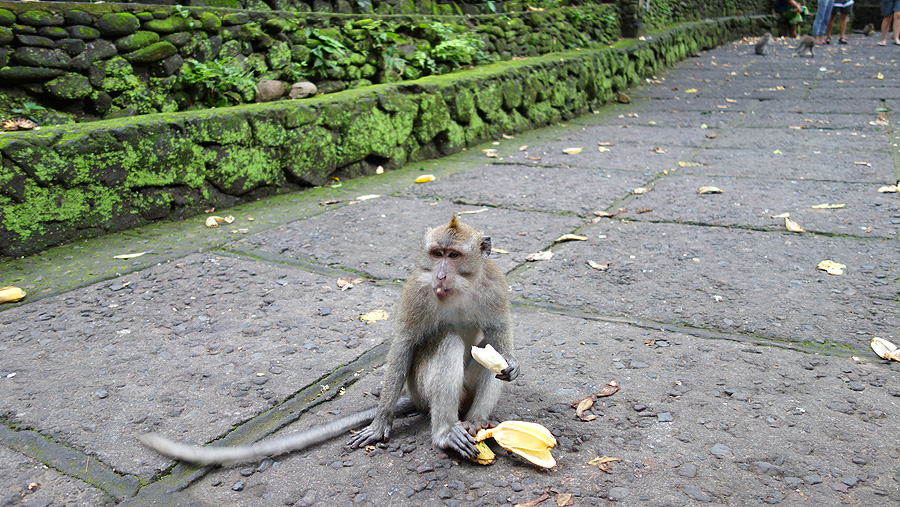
526,251,554,261
562,147,583,155
771,212,790,219
784,217,805,233
588,456,622,473
356,194,380,201
593,208,626,218
319,199,341,206
598,142,615,146
598,146,611,152
231,228,249,234
205,215,235,228
574,398,596,421
685,88,698,93
525,155,541,161
706,133,718,139
515,493,550,507
678,161,703,167
491,248,509,254
635,208,653,214
415,174,435,183
871,337,900,362
696,186,723,194
817,260,845,275
360,310,389,322
457,209,487,216
587,260,612,271
0,286,26,304
773,149,782,155
482,149,499,158
632,187,653,195
650,147,666,153
555,234,588,243
337,277,370,291
555,493,574,507
854,161,872,166
811,203,845,209
877,184,899,193
113,251,149,259
519,145,528,151
725,98,737,103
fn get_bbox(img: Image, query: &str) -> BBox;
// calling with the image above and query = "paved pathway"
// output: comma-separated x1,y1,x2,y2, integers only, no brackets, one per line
1,35,899,506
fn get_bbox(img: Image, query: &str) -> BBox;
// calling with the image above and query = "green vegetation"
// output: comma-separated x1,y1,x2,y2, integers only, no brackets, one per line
180,58,256,107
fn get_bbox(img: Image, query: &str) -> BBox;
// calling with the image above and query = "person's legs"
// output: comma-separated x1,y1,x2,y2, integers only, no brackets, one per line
826,10,837,41
893,10,900,43
881,14,891,44
839,13,848,41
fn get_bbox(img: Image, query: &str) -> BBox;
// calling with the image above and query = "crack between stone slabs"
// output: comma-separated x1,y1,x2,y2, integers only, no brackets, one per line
601,217,899,241
0,421,141,501
128,342,389,503
211,246,401,284
510,301,869,359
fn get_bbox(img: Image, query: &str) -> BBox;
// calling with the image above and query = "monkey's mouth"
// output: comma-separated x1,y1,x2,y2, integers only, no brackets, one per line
434,287,452,298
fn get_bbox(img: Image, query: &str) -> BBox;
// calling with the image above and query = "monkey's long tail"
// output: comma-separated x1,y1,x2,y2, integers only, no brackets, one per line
139,398,415,465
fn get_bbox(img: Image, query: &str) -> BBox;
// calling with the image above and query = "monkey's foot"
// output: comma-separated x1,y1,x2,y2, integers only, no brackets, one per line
443,422,479,459
347,421,390,448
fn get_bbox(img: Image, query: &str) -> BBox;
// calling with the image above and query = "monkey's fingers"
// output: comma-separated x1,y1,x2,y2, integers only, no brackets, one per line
447,423,479,459
496,360,520,382
461,420,494,436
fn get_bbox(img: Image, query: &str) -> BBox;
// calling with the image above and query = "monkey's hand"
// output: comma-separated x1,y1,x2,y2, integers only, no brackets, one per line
461,420,495,437
495,355,519,382
347,420,390,448
445,422,479,459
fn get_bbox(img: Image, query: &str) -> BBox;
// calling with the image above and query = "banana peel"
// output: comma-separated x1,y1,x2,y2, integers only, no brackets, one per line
0,286,26,304
471,441,496,465
871,337,900,362
475,421,557,469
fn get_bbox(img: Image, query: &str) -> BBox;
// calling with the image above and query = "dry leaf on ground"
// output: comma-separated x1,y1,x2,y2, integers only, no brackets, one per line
811,203,844,209
360,310,389,322
784,217,805,233
587,260,612,271
598,146,611,152
205,215,234,228
877,184,899,193
870,337,900,362
678,161,703,167
817,260,845,275
526,251,554,261
588,456,622,473
555,234,588,243
632,186,653,194
697,186,723,194
482,149,499,158
514,493,550,507
356,194,380,201
113,252,149,259
562,147,584,155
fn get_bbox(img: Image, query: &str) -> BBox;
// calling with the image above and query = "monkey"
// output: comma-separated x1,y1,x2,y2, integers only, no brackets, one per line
862,23,875,36
755,32,774,55
796,35,815,57
139,215,519,464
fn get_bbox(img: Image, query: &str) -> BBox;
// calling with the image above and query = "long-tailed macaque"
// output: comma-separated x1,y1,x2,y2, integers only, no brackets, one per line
139,215,519,464
755,32,773,55
796,35,815,57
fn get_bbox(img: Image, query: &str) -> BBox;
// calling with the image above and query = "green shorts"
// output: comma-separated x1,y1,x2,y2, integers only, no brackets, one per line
781,9,804,24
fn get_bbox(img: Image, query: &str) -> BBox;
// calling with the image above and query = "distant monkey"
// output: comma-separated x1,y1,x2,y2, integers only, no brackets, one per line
755,32,774,55
862,23,875,36
140,216,519,464
796,35,815,57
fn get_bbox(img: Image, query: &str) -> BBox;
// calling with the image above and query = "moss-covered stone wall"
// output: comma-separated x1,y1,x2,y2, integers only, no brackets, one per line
0,1,624,123
0,16,775,258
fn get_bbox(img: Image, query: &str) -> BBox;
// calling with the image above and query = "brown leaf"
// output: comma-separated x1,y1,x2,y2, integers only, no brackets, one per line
555,234,588,243
588,456,622,473
650,147,666,153
635,208,653,214
319,199,341,206
632,187,653,194
556,493,574,507
525,155,541,161
515,493,550,507
784,217,806,233
587,260,612,271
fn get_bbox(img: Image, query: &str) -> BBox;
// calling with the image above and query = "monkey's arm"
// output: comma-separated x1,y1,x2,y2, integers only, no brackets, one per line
346,330,416,448
482,322,519,382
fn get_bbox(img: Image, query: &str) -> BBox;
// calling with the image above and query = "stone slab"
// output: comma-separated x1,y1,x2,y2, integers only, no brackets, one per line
706,127,889,153
0,253,397,478
687,148,891,182
511,220,899,347
233,196,584,280
0,446,113,506
617,174,900,239
178,309,900,506
401,163,650,218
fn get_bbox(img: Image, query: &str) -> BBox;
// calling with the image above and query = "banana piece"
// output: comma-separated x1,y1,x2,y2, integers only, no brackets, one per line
0,286,26,304
470,344,509,374
475,421,557,468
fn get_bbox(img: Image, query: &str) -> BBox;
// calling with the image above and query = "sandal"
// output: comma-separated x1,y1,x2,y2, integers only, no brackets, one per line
838,38,848,44
825,38,831,44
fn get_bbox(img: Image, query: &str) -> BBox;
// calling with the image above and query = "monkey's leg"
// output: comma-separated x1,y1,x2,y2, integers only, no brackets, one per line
409,334,478,458
462,358,502,423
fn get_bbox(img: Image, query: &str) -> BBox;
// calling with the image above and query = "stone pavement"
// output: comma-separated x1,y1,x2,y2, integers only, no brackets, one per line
1,35,899,506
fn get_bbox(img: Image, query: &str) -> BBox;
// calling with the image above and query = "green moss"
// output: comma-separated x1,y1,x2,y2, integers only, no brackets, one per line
283,125,338,186
115,31,160,53
207,145,283,195
413,92,451,144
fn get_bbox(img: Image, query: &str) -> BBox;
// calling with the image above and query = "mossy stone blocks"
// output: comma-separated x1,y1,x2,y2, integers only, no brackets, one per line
18,10,65,27
115,31,160,53
97,13,141,37
44,73,93,100
123,41,177,63
0,9,14,27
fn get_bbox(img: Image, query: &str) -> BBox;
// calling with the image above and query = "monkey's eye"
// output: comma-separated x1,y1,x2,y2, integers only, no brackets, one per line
447,251,461,259
430,250,443,258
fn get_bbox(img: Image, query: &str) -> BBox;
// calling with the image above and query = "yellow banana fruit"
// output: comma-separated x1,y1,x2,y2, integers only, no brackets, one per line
470,344,509,374
469,441,496,465
0,286,26,304
475,421,557,469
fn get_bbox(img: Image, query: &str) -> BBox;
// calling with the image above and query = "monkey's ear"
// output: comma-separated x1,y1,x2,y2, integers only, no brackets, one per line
481,236,492,257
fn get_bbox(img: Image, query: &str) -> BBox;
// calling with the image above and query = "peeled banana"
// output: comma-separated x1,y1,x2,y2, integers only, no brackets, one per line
470,344,509,374
475,421,557,469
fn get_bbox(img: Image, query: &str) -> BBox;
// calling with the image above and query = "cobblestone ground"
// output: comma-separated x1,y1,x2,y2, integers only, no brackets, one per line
1,35,899,506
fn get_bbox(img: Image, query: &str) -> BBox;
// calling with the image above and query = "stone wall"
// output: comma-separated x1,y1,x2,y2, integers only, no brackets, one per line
0,16,776,258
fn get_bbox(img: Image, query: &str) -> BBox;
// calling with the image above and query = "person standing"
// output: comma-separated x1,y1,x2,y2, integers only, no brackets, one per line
826,0,853,44
775,0,806,38
813,0,835,44
878,0,900,45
